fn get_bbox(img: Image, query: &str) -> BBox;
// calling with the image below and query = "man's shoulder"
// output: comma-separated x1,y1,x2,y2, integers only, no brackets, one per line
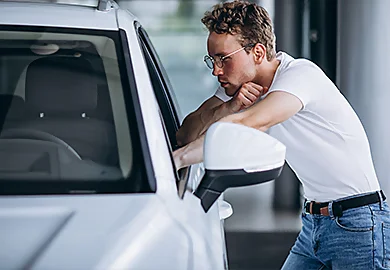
269,52,325,95
278,57,319,79
277,51,317,73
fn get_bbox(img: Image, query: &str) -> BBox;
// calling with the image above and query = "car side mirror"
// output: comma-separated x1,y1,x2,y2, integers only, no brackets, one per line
194,122,286,212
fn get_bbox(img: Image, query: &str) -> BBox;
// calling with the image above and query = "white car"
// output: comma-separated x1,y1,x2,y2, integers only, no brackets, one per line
0,1,286,269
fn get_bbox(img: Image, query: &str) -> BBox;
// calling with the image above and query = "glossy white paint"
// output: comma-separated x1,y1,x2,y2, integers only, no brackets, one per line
116,11,226,270
0,195,181,269
0,1,118,30
204,122,286,172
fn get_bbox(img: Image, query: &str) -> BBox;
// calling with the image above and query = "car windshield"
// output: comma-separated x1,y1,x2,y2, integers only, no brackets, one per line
0,26,151,194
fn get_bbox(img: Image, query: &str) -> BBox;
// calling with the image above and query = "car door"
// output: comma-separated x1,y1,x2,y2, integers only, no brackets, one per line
136,25,227,269
136,25,201,192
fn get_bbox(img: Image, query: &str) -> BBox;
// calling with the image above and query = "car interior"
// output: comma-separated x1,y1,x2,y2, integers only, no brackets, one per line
0,29,133,181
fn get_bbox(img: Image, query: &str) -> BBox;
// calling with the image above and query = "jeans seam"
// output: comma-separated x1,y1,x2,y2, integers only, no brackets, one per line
370,205,376,270
383,222,390,268
335,216,373,232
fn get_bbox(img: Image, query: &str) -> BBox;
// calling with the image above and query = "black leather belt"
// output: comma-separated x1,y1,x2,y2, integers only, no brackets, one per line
304,190,386,217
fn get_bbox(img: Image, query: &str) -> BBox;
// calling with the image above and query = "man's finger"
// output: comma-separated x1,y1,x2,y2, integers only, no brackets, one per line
246,87,261,98
246,82,266,94
240,83,261,98
241,91,258,102
249,87,263,98
238,92,252,106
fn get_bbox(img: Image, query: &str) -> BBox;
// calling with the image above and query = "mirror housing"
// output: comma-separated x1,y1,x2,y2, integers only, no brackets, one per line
194,122,286,212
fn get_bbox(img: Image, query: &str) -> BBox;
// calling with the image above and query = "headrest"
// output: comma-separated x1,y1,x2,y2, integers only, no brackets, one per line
0,94,25,120
25,57,98,117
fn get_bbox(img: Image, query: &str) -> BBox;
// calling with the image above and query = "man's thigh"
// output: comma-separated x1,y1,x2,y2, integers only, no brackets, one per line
281,214,327,270
281,250,327,270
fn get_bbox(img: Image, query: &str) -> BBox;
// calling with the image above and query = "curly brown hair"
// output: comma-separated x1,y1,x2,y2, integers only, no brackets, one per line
201,0,276,61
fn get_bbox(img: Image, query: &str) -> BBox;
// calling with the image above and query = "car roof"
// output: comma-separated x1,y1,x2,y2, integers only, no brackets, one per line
0,0,137,30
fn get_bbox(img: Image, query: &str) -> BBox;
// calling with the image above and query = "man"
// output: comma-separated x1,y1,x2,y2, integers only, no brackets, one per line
173,1,390,269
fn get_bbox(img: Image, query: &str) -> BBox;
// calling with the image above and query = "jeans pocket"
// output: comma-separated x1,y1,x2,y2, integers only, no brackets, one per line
335,206,373,232
383,223,390,268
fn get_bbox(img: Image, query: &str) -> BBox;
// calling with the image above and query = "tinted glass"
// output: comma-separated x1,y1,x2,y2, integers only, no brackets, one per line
0,26,150,194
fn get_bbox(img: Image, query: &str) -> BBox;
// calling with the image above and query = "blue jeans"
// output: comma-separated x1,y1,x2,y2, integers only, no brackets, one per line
281,192,390,270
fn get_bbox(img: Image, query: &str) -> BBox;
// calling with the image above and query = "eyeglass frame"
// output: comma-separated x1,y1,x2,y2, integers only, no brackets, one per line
203,43,256,70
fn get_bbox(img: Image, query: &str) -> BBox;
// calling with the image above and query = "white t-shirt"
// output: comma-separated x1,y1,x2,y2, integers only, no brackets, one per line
214,51,380,202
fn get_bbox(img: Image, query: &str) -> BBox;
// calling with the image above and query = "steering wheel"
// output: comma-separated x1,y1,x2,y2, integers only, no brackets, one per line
0,128,81,160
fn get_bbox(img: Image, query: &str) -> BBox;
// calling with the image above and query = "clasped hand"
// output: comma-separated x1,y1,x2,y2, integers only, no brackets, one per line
227,82,268,113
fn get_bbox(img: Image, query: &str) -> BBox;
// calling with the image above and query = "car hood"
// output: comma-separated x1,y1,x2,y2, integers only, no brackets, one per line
0,194,169,270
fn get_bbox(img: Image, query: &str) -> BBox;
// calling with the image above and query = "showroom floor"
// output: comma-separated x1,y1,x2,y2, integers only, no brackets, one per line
224,182,302,270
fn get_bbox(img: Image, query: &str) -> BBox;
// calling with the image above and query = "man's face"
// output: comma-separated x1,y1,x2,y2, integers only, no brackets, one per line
207,32,257,96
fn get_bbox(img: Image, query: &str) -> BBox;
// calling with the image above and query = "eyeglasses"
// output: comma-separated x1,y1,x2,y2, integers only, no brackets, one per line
203,44,255,69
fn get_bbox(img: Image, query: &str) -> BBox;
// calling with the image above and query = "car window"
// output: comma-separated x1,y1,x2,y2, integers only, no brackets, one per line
0,26,155,194
137,25,190,197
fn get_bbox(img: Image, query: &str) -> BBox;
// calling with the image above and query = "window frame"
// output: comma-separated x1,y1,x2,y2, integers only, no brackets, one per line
136,23,191,198
137,26,180,148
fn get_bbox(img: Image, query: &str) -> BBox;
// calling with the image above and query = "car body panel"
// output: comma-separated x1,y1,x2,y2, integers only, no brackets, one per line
0,195,189,269
0,1,226,269
117,11,226,269
0,195,224,270
0,1,118,30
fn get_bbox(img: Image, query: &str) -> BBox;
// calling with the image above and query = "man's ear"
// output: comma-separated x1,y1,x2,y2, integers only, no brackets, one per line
253,43,266,63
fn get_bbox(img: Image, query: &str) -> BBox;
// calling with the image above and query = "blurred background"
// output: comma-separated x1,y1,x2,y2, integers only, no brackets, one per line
118,0,389,269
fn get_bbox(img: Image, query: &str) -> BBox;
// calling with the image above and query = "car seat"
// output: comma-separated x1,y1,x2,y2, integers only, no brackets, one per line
22,56,119,166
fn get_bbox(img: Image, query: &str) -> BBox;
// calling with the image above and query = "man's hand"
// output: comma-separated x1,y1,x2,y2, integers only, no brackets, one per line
173,147,184,170
173,135,205,170
227,82,268,113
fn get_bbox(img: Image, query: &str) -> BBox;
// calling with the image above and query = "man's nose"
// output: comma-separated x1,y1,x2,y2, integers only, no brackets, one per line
212,64,223,77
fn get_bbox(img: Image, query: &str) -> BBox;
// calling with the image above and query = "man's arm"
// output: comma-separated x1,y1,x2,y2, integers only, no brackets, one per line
223,91,303,131
176,82,266,146
173,91,303,169
176,96,226,146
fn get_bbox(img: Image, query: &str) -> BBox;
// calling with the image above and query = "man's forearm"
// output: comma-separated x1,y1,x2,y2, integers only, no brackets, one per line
199,102,234,135
177,102,233,146
174,135,205,169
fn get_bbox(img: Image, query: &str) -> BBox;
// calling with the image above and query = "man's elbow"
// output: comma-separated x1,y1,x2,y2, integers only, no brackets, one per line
176,129,192,147
241,118,270,132
176,126,201,147
228,112,271,132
